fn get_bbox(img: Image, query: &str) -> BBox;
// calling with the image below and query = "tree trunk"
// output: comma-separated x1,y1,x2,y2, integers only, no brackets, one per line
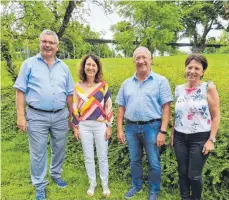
57,1,76,39
197,19,214,53
1,41,17,81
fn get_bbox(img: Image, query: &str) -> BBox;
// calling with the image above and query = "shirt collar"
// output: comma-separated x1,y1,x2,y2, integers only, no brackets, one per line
133,71,154,82
36,53,60,63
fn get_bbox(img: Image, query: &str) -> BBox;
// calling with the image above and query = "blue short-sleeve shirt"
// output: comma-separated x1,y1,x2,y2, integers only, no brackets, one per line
13,54,74,110
115,71,173,121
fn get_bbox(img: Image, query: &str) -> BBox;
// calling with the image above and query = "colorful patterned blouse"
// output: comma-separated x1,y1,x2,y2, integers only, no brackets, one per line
174,82,212,134
72,81,113,127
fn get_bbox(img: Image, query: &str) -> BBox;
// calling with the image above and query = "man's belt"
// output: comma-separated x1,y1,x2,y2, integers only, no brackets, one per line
126,118,161,125
28,105,64,113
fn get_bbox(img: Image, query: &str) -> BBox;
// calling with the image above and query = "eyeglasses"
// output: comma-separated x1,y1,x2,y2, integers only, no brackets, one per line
40,40,57,45
134,56,148,62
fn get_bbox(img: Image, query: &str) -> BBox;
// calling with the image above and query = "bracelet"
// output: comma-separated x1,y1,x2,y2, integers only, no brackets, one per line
159,130,167,134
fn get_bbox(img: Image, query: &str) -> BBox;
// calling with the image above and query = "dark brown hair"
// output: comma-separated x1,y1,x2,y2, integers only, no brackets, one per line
79,54,103,83
185,54,208,70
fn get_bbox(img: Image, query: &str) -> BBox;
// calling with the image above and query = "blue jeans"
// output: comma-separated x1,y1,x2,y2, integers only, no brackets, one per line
26,107,69,190
125,121,161,194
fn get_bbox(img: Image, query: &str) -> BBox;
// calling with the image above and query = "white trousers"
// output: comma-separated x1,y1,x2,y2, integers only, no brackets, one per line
79,120,108,186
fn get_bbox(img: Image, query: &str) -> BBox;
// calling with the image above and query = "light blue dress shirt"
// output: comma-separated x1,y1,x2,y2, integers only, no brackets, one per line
115,71,173,121
13,54,74,110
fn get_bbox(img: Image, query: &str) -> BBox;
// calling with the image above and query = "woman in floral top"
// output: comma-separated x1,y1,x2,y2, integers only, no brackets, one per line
170,54,220,200
72,54,113,197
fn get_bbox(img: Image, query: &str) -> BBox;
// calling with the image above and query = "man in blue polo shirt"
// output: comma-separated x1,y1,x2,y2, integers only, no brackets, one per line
116,46,173,200
14,29,74,200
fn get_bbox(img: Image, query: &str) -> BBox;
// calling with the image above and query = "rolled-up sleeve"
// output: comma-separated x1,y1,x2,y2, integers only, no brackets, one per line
115,81,126,107
159,78,173,105
13,60,30,92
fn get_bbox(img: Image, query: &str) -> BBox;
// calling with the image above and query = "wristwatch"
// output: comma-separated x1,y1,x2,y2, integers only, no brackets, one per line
159,130,167,135
209,137,216,143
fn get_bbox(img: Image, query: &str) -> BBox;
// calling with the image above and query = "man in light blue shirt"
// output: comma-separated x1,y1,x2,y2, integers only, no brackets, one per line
116,46,173,200
14,29,74,200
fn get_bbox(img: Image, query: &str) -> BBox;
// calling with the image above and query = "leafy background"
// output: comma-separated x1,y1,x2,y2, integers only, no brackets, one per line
1,54,229,200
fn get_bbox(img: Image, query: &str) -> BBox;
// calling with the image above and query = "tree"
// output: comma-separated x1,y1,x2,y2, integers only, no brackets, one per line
222,1,229,27
1,2,21,81
179,1,228,53
1,0,113,81
112,1,182,56
1,1,77,80
111,21,135,57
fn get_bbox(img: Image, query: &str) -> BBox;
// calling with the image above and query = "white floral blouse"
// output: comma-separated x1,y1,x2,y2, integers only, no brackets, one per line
174,82,212,134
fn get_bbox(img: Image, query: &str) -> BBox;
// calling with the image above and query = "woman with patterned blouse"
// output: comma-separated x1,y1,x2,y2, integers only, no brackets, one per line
170,54,220,200
72,54,113,197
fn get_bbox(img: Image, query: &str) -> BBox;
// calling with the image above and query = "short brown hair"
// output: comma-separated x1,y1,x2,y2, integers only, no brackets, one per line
79,54,103,83
185,54,208,70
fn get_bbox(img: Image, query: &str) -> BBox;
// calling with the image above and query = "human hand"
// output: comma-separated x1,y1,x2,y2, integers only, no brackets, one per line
202,140,214,155
157,132,166,147
105,127,112,141
117,129,126,144
73,126,80,140
17,116,27,132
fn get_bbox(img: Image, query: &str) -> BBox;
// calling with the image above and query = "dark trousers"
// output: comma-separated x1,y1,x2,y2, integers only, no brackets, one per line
174,130,210,200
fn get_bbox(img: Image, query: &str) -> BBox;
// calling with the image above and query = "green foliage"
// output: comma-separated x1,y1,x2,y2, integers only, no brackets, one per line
112,1,228,55
111,21,135,57
216,31,229,54
179,1,228,53
0,1,113,61
112,1,182,55
1,55,229,199
217,46,229,54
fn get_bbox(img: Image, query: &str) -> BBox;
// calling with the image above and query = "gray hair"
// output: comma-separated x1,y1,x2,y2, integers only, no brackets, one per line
133,46,152,59
39,29,59,44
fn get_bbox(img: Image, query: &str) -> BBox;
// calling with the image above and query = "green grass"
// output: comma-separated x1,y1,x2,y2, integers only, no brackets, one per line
1,54,229,200
1,135,179,200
